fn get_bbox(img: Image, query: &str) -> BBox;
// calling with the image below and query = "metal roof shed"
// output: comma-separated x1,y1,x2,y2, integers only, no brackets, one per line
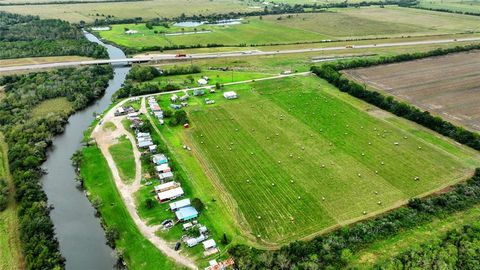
169,198,191,211
157,187,184,201
202,239,216,250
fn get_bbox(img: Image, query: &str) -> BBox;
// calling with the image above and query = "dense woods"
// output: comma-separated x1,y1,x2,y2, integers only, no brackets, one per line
230,169,480,269
0,11,107,59
0,66,113,270
378,220,480,269
311,45,480,151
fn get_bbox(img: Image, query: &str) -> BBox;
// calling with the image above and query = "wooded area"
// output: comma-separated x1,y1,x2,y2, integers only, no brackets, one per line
0,66,112,269
0,11,107,59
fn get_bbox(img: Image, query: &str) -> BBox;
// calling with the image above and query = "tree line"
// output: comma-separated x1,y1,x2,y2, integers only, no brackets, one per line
0,11,107,59
310,44,480,151
377,220,480,269
0,65,113,270
230,169,480,269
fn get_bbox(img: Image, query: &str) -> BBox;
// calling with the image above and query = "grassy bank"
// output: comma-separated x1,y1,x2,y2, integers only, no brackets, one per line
80,145,184,269
0,134,24,270
109,135,136,184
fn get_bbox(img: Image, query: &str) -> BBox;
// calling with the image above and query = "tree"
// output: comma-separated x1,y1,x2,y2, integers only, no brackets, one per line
191,198,204,212
170,110,189,126
145,198,155,209
221,233,229,245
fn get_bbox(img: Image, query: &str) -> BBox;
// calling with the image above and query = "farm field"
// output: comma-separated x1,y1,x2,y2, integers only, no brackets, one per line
0,0,252,22
344,50,480,132
97,7,480,50
417,0,480,13
155,75,480,245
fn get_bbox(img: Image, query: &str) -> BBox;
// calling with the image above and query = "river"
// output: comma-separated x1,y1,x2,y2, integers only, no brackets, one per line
41,32,130,270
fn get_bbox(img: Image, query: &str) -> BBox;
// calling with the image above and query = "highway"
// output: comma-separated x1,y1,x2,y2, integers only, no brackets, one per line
1,37,480,73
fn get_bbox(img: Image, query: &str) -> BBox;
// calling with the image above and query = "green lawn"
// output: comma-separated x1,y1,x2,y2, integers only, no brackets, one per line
109,135,136,184
80,145,185,270
153,75,480,245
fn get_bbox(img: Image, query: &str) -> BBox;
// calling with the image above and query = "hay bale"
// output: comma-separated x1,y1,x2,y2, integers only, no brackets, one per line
322,197,325,201
381,161,385,165
271,183,275,186
301,146,305,150
297,196,301,200
257,216,262,219
216,145,219,148
394,142,399,145
377,201,382,205
363,211,367,215
251,152,254,155
200,141,204,144
414,176,420,181
358,173,362,177
278,161,281,164
374,191,379,195
375,170,378,174
321,164,325,168
361,153,365,156
289,154,293,158
418,146,422,150
246,179,250,183
290,180,294,183
368,142,372,145
404,136,408,139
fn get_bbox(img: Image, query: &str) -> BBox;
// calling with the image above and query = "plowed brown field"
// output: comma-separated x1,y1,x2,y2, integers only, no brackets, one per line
344,51,480,132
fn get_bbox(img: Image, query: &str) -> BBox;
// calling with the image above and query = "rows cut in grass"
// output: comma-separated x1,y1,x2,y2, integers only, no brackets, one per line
178,75,480,245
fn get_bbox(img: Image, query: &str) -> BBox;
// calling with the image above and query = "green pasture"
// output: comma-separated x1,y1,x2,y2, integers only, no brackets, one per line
154,75,480,245
417,0,480,13
109,135,136,184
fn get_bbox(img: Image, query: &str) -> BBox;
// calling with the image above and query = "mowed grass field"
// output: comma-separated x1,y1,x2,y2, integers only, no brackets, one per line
109,135,136,184
344,50,480,132
166,75,480,245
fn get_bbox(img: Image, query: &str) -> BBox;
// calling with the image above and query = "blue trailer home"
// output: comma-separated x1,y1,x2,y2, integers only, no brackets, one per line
175,206,198,222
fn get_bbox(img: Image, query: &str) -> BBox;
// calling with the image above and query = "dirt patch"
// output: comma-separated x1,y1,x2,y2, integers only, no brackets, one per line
344,50,480,132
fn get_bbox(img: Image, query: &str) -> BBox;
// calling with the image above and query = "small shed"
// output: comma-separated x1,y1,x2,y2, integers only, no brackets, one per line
202,239,217,250
193,89,205,96
138,140,153,148
149,145,157,153
223,91,238,100
158,171,174,182
170,94,178,103
170,104,182,110
136,132,151,138
186,234,206,247
169,198,191,211
175,206,198,222
197,79,208,85
155,164,171,173
182,222,193,230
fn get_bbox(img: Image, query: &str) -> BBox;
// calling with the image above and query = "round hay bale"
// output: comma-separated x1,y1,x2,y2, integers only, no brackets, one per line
289,154,293,158
216,145,219,148
361,153,365,156
257,234,261,238
375,170,378,174
394,142,399,145
298,196,301,199
271,183,275,186
368,142,372,145
267,137,270,140
230,142,234,145
278,161,281,164
404,136,408,139
246,179,250,183
363,211,367,215
374,191,379,195
276,133,279,136
418,146,422,150
200,134,203,137
358,173,362,177
377,201,382,205
329,143,333,146
381,161,385,165
290,180,294,183
200,141,204,144
301,146,305,150
251,152,254,155
414,176,420,181
257,216,262,219
322,197,325,201
321,164,325,168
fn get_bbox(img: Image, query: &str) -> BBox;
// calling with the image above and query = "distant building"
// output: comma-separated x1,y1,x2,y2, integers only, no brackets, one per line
125,29,138,34
193,89,205,96
170,94,178,103
158,171,174,182
223,91,238,99
197,79,208,85
155,164,171,173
